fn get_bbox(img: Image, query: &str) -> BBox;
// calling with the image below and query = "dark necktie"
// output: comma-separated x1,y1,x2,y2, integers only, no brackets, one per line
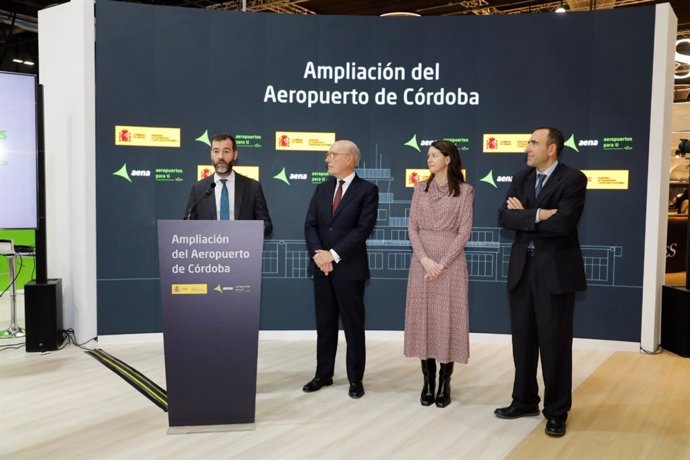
535,173,546,198
332,180,345,215
529,173,546,251
220,179,230,220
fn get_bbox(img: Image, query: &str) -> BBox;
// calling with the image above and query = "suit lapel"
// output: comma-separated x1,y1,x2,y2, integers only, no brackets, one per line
324,177,337,210
203,176,217,220
234,173,245,220
526,170,537,205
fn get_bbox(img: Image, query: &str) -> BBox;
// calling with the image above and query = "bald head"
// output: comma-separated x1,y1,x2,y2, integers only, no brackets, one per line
331,140,361,167
326,139,361,179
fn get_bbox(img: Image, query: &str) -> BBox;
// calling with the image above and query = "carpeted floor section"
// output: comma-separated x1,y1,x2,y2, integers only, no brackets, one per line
506,350,690,459
86,348,168,411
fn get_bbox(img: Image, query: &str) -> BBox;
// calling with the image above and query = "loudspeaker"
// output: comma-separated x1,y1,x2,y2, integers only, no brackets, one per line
661,285,690,357
25,278,63,352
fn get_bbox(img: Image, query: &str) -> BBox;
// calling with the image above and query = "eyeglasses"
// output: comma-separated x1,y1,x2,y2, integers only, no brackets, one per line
325,152,352,160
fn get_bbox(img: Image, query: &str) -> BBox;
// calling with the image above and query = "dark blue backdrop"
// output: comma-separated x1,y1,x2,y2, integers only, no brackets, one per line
95,1,654,341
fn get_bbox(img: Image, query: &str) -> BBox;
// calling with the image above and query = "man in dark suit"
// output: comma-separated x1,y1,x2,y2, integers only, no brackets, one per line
495,127,587,437
185,133,272,237
303,140,379,399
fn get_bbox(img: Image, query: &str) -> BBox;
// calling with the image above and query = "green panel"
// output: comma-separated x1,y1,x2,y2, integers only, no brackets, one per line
0,230,36,291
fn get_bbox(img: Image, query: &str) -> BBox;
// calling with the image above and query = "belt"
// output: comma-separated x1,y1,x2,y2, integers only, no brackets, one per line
527,247,536,258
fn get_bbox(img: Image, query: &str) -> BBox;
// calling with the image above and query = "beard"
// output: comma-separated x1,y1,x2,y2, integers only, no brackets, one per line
213,161,233,175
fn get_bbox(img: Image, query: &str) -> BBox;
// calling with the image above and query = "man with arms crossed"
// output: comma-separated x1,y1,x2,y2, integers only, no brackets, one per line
495,127,587,437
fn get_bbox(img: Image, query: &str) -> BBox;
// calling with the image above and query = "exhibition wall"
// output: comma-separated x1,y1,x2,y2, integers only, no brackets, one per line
94,1,663,342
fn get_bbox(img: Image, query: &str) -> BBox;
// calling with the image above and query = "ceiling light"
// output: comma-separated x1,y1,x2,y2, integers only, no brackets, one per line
556,1,566,13
12,59,23,64
380,12,420,17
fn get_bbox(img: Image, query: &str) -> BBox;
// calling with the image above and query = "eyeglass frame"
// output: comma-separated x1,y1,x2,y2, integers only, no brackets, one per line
324,151,352,160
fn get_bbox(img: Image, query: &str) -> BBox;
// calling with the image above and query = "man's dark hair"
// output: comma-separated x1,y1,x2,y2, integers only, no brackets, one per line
535,127,564,156
210,133,237,151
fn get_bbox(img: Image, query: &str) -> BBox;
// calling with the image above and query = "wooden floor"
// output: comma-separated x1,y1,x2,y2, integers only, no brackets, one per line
509,351,690,459
2,295,690,459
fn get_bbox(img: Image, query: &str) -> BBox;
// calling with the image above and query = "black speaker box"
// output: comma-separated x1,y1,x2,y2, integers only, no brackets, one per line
24,278,63,352
661,285,690,357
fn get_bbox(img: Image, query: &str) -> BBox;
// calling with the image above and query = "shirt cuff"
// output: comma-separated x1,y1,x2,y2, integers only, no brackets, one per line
535,208,542,223
330,249,341,263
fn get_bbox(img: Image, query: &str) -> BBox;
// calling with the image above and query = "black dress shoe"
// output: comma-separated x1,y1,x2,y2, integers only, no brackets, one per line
545,418,566,437
348,382,365,398
302,377,333,392
494,404,540,419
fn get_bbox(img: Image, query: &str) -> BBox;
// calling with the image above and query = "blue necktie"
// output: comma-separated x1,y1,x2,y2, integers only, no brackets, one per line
220,179,230,220
535,173,546,198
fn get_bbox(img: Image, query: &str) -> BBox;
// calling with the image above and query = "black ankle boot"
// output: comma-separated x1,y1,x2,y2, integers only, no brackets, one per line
420,359,436,406
435,362,454,408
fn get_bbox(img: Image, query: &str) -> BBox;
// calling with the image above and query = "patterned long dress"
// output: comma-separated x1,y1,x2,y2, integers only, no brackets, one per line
404,180,474,364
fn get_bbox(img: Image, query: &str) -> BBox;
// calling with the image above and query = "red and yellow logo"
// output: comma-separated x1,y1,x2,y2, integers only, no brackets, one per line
482,134,531,153
172,284,207,295
405,168,468,187
582,170,629,190
405,169,431,187
118,129,132,143
275,131,335,151
115,125,181,148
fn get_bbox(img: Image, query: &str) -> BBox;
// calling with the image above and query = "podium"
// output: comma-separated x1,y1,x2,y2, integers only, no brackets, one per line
157,220,264,433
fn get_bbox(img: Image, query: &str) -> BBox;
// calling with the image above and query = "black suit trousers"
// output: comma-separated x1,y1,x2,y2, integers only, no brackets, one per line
509,256,574,420
313,277,366,383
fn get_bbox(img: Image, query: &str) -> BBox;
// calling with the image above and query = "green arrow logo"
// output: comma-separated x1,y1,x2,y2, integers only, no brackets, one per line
214,284,223,294
273,167,290,185
404,134,420,152
196,129,211,147
564,134,579,153
480,170,497,188
113,163,132,183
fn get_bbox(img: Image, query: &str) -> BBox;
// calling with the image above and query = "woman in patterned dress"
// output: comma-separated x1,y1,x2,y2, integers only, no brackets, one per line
404,139,474,408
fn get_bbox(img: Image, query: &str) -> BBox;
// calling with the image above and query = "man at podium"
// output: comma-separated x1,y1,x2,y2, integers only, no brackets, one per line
184,133,273,237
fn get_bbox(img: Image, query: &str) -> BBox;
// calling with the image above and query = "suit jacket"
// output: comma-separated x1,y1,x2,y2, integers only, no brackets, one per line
498,163,587,294
185,172,273,237
304,175,379,280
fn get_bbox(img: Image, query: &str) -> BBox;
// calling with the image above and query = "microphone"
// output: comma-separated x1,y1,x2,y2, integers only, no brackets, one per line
184,182,216,220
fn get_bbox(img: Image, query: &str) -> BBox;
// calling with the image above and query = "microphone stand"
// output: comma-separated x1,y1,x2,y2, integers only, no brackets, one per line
185,183,215,220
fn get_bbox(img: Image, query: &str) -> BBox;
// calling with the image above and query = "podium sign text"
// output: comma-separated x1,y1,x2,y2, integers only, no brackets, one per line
158,219,263,431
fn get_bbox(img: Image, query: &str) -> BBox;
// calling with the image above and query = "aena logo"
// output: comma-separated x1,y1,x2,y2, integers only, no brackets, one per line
113,163,151,182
